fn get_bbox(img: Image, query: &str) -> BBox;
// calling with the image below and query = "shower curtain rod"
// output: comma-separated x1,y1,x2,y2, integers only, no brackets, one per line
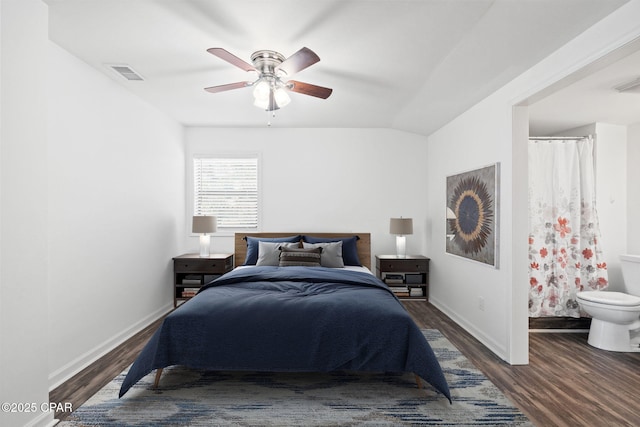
529,136,590,140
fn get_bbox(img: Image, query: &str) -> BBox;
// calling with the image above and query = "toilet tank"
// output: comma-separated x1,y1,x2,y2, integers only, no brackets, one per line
620,254,640,296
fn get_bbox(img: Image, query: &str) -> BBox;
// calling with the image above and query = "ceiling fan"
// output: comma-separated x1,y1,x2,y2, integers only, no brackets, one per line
204,47,333,111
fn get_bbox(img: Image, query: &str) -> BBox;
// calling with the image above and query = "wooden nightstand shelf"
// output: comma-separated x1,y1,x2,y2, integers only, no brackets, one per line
375,255,430,300
173,253,233,307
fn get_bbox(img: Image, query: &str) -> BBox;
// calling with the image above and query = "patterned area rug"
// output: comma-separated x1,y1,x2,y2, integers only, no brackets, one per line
59,330,532,426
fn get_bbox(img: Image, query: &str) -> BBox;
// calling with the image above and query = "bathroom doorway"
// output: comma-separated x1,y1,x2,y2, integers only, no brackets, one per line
525,40,640,329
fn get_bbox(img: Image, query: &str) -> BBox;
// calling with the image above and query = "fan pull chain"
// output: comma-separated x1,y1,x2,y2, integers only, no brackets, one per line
266,109,276,127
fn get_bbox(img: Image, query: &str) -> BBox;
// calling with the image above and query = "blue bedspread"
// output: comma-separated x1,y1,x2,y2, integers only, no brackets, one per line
119,266,451,401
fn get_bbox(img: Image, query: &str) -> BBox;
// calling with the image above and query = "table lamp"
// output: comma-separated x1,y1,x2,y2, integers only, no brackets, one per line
192,215,216,257
390,217,413,258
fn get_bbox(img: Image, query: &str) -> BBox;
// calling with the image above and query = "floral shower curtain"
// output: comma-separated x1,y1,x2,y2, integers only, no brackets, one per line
528,136,608,318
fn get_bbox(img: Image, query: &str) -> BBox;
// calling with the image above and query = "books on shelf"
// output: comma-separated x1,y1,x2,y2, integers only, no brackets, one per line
387,285,425,298
384,273,404,285
389,286,410,297
181,274,202,285
180,287,200,298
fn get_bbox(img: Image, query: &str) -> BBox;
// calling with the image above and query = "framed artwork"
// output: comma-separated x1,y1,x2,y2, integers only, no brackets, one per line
446,163,499,268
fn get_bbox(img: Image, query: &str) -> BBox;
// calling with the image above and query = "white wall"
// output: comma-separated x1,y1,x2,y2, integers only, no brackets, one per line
46,42,185,388
185,127,429,265
629,123,640,254
0,1,53,426
597,123,628,289
2,3,184,424
426,0,640,364
427,95,516,360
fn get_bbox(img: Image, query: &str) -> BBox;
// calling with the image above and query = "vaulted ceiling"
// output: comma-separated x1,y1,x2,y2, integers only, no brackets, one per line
45,0,629,136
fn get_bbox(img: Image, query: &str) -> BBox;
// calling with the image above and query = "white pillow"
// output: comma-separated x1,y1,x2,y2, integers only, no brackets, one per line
256,241,299,266
302,241,344,268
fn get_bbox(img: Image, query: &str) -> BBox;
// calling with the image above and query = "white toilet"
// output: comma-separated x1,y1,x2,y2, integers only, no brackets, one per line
576,254,640,352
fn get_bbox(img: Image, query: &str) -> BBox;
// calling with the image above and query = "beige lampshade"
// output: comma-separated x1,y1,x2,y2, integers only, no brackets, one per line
192,216,217,234
389,217,413,235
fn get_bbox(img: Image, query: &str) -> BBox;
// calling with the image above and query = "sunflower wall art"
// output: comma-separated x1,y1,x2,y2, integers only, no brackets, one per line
446,163,499,267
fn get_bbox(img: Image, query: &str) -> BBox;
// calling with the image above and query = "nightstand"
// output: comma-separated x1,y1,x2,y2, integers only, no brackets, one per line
173,253,234,307
375,255,429,300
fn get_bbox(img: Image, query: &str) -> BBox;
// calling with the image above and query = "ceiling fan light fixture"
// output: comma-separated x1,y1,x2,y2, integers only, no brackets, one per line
252,79,271,101
253,96,270,110
274,87,291,108
206,47,332,116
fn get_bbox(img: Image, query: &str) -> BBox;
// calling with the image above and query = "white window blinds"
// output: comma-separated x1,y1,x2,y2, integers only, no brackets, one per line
193,156,259,229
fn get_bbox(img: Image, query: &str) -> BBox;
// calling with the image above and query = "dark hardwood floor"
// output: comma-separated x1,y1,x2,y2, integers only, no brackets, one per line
49,315,167,421
406,301,640,427
51,302,640,426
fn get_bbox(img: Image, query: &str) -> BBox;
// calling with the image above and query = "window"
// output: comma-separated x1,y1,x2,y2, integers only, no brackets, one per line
193,156,259,230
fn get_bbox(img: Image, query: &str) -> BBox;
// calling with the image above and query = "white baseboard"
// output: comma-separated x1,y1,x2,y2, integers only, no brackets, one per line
48,302,173,390
429,296,507,361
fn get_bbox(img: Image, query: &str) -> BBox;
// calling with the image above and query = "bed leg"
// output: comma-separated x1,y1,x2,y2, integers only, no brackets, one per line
154,368,163,389
414,374,423,389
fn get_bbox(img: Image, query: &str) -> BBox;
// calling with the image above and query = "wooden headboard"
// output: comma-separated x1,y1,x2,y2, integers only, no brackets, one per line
234,232,371,270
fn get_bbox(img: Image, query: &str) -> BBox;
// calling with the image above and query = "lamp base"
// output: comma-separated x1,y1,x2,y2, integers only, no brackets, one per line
395,235,406,258
199,234,211,257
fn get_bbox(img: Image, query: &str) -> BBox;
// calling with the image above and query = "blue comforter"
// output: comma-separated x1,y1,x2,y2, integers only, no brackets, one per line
119,266,451,401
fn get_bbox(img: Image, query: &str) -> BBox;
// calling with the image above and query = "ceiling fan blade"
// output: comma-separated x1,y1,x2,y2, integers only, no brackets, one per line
287,80,333,99
207,48,256,72
204,81,250,93
276,47,320,76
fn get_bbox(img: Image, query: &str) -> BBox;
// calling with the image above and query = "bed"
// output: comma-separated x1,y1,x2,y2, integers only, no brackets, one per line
119,232,451,402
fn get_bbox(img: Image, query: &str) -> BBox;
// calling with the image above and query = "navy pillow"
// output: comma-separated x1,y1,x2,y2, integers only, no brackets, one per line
243,235,301,265
302,235,361,266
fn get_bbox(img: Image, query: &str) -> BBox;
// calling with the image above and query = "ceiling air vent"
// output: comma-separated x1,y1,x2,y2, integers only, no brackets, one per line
614,76,640,93
107,64,144,81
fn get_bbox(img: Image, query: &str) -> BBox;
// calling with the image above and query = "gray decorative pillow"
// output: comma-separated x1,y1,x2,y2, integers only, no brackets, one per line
256,241,300,266
302,241,344,268
279,246,322,267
